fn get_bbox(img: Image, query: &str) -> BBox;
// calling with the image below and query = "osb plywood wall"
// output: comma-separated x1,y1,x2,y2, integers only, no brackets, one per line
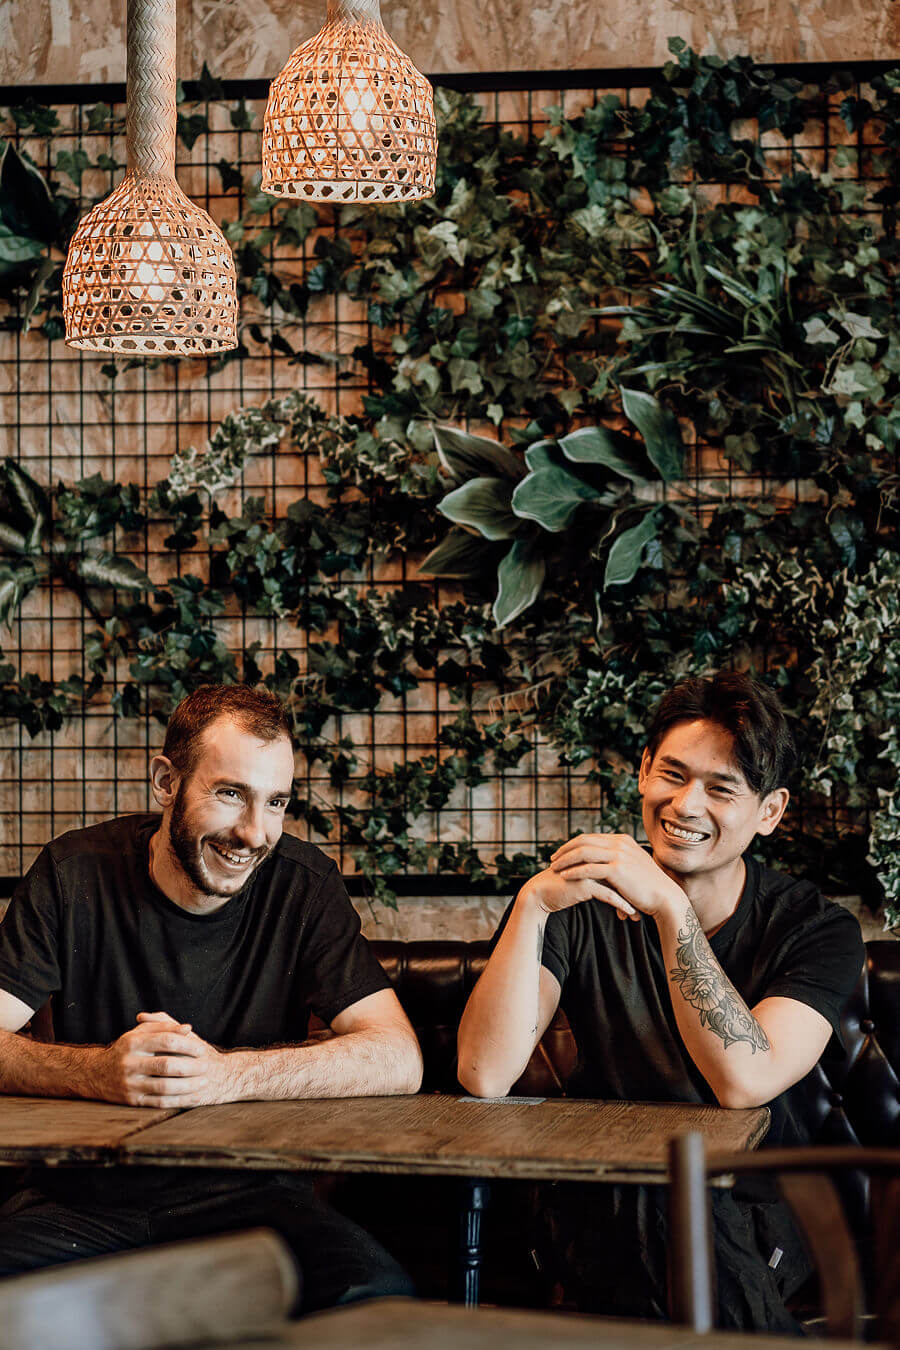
3,0,900,86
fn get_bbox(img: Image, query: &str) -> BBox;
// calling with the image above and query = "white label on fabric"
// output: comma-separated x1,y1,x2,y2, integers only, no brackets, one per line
768,1247,784,1269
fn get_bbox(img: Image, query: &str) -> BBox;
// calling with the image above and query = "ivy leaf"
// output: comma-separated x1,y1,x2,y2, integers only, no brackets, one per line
511,464,599,532
604,510,660,587
803,316,840,345
216,159,244,193
493,536,547,628
558,425,649,483
434,425,525,483
418,527,498,578
56,149,92,189
197,63,225,101
830,309,884,340
620,388,684,482
438,477,518,540
0,143,57,243
76,553,152,590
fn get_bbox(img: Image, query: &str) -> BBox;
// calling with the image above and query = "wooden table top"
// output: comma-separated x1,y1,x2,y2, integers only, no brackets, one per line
0,1097,178,1165
231,1299,872,1350
0,1093,771,1184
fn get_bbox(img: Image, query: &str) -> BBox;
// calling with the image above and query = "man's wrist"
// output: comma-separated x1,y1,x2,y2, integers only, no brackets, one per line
516,876,552,918
652,883,693,932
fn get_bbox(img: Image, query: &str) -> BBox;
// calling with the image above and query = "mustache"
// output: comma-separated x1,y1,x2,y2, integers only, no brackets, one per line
205,835,269,860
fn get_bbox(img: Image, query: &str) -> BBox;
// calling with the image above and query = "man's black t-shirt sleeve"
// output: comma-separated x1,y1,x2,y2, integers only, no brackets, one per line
0,846,62,1014
758,901,863,1046
297,863,391,1025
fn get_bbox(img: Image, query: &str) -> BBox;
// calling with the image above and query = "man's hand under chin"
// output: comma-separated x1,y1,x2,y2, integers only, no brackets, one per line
547,833,688,922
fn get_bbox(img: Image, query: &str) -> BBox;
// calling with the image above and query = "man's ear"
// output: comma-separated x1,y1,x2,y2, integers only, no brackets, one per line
149,755,180,809
756,786,789,837
638,746,652,794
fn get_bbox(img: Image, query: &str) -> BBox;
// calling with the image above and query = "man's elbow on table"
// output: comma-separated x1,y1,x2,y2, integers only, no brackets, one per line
457,1060,513,1099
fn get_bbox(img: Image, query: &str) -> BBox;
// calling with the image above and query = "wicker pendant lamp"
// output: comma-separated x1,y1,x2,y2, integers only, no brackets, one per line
261,0,436,203
62,0,237,355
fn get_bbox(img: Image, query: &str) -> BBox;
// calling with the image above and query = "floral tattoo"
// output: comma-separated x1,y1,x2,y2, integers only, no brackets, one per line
669,909,770,1053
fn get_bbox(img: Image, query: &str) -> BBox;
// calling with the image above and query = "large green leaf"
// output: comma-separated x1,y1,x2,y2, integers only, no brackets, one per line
604,510,660,587
4,460,49,539
438,477,519,540
524,439,563,472
0,563,38,628
434,425,526,484
620,388,684,482
418,527,498,578
0,226,45,265
558,425,648,483
511,465,599,532
493,536,547,628
0,144,58,243
0,519,28,552
76,553,152,590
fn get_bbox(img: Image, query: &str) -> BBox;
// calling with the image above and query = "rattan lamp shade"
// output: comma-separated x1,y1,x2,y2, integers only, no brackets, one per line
63,0,237,355
261,0,436,203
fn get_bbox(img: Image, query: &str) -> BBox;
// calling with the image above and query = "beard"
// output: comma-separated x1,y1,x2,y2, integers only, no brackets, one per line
167,781,271,898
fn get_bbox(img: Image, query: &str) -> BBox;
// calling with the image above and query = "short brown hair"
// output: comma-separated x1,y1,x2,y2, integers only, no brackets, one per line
162,684,292,779
645,671,796,797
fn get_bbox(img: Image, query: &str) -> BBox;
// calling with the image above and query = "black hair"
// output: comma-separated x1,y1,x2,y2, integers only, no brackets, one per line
645,671,795,797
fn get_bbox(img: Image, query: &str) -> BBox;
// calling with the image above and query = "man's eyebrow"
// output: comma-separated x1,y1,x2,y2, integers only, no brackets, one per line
212,779,293,798
657,755,744,786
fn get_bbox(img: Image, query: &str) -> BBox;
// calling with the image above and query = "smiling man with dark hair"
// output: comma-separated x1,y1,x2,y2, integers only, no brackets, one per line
458,670,863,1331
0,684,422,1312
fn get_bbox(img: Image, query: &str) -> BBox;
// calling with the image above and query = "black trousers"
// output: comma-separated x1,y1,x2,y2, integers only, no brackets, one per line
0,1167,414,1314
535,1182,810,1335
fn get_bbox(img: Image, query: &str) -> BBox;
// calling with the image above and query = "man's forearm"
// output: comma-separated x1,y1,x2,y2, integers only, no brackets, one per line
222,1025,423,1102
0,1029,107,1100
656,901,774,1107
457,886,547,1098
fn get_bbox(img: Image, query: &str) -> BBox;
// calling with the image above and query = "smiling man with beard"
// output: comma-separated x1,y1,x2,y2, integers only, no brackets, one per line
0,684,422,1312
457,671,864,1333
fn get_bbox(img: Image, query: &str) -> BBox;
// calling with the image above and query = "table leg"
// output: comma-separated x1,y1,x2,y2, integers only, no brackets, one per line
453,1179,491,1307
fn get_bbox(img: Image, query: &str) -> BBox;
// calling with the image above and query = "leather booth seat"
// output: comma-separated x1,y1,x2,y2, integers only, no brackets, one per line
372,938,900,1145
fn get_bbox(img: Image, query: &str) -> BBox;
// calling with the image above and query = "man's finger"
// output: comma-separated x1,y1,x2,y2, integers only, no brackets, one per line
585,880,638,917
142,1055,207,1079
133,1031,205,1056
137,1012,192,1033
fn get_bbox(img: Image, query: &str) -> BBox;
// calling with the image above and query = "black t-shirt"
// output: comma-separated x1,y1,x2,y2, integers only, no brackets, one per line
496,854,864,1147
0,814,390,1047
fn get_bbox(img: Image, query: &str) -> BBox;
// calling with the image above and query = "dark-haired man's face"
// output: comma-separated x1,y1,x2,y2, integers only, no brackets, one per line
638,719,787,880
165,718,294,899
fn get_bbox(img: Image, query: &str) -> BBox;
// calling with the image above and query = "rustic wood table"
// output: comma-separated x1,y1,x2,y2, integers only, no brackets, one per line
232,1297,873,1350
0,1094,769,1305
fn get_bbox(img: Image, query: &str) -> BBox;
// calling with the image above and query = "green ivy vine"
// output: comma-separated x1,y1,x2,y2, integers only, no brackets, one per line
0,43,899,919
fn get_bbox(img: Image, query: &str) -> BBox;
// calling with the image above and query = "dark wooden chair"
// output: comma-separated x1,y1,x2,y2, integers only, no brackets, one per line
0,1227,298,1350
667,1133,900,1340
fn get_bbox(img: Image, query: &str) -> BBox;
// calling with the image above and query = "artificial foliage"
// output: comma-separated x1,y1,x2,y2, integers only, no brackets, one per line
0,43,898,919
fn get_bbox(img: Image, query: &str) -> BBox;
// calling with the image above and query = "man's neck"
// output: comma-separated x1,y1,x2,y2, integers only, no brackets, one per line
653,854,748,935
147,827,231,915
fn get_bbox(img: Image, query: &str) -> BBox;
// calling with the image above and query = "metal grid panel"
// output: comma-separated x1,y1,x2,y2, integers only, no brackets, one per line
0,77,881,881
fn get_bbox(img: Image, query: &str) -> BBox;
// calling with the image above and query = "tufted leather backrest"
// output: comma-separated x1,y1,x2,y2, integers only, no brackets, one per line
372,939,900,1148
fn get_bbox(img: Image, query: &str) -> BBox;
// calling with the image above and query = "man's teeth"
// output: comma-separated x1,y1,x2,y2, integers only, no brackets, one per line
210,842,254,865
661,821,708,843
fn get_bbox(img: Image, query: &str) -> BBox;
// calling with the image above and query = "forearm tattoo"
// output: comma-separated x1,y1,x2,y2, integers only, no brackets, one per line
668,909,770,1053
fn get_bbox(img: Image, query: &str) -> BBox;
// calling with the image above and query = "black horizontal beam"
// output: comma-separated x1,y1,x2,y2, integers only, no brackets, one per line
1,59,898,108
0,873,515,901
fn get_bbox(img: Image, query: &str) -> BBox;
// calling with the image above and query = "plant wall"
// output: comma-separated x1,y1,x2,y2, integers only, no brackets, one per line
0,46,898,919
